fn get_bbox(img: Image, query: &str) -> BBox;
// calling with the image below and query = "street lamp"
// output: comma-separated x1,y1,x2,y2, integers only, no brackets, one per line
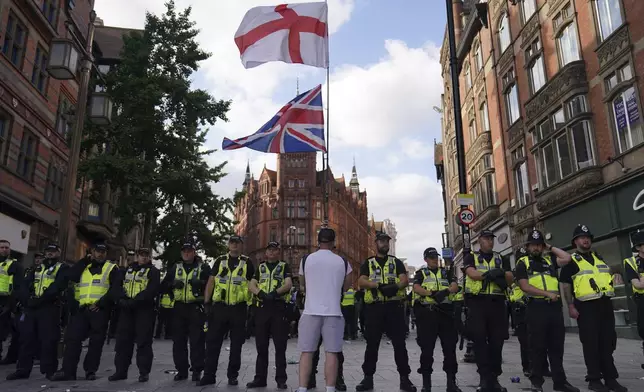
89,92,113,125
47,39,79,80
183,202,194,241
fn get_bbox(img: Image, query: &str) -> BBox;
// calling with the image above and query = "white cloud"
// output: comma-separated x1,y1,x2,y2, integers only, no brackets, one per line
400,137,434,160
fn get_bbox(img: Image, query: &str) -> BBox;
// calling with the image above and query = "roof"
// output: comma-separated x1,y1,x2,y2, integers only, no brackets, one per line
94,26,143,60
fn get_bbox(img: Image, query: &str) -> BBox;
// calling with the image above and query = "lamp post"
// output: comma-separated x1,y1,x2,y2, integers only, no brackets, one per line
50,7,114,261
183,202,194,241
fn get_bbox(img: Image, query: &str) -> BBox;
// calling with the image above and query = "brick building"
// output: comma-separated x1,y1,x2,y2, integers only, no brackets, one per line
0,0,140,265
440,0,644,334
233,152,371,283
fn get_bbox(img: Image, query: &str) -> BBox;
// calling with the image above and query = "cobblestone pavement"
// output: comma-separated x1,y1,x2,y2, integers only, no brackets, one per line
0,331,643,392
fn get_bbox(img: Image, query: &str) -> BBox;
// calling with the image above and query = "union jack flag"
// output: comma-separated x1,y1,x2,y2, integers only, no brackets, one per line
222,85,326,153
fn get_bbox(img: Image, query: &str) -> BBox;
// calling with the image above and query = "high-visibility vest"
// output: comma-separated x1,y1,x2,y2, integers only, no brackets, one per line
78,262,117,306
124,266,151,298
341,288,355,306
33,262,63,297
0,259,16,295
257,261,290,302
465,252,505,296
571,253,614,301
417,267,451,305
364,257,405,304
173,262,203,303
159,271,174,308
508,283,526,304
517,255,559,299
624,257,644,295
449,284,464,302
212,254,250,305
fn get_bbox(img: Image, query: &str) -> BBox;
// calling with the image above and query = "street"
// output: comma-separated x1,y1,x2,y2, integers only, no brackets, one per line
0,331,642,392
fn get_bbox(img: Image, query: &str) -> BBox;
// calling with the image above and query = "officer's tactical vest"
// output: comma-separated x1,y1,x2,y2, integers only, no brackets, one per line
571,252,614,301
518,255,559,299
364,256,405,304
173,262,203,303
124,266,151,298
465,252,505,296
624,256,644,295
508,283,526,304
449,284,464,302
33,262,63,298
159,271,175,308
78,262,117,306
417,267,451,305
0,259,16,295
212,254,250,305
341,288,355,307
257,261,290,302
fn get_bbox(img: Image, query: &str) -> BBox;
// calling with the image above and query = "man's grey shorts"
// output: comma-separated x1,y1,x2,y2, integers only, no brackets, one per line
297,314,344,353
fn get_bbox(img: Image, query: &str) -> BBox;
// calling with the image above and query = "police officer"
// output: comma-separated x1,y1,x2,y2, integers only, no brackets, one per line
247,241,291,389
624,231,644,367
52,241,122,381
559,225,627,392
6,244,68,380
161,241,211,382
514,230,578,392
508,264,530,376
463,229,512,392
412,247,461,392
199,235,253,386
108,250,136,343
155,268,174,339
356,231,416,392
109,248,160,382
0,239,23,364
449,270,465,349
341,286,356,340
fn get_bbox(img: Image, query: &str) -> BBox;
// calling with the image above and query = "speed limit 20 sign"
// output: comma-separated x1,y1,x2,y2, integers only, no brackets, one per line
458,208,476,226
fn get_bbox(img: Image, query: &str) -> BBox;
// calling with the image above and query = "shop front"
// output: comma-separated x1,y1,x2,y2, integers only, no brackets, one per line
542,174,644,337
0,212,31,258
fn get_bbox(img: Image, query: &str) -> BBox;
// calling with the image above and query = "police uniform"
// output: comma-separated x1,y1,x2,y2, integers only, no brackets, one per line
200,244,254,386
508,248,530,376
160,242,211,381
0,243,23,364
107,251,135,342
623,231,644,365
463,229,510,392
449,274,465,347
515,231,579,392
559,225,627,392
412,247,461,392
6,244,68,380
52,242,122,381
109,248,160,382
155,269,174,339
341,287,357,339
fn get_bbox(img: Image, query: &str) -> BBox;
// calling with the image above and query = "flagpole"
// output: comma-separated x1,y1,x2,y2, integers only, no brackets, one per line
322,0,330,227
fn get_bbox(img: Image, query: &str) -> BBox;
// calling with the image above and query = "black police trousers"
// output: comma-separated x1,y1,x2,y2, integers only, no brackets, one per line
526,300,567,386
62,306,110,376
253,302,289,383
576,297,618,382
414,303,458,376
362,302,411,376
341,305,356,339
635,295,644,347
0,297,18,361
172,302,205,374
114,306,155,375
155,307,173,339
204,303,247,380
16,305,60,376
466,296,508,381
511,303,530,372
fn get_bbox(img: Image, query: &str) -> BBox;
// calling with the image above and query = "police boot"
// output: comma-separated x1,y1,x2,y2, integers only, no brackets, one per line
604,379,628,392
356,375,374,391
336,374,347,391
553,381,580,392
400,374,417,392
5,371,29,381
489,378,507,392
108,372,127,381
197,374,216,386
191,371,201,382
475,377,490,392
421,374,431,392
446,374,462,392
50,370,76,381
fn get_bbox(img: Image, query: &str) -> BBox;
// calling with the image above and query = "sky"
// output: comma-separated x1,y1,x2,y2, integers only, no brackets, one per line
95,0,448,267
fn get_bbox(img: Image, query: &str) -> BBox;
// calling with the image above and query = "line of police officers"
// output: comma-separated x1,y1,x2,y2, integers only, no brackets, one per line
0,224,643,391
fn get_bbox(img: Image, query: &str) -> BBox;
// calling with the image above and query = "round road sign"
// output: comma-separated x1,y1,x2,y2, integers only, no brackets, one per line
458,208,476,226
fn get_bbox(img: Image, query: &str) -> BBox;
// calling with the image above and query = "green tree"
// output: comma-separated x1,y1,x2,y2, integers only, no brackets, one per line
80,1,233,264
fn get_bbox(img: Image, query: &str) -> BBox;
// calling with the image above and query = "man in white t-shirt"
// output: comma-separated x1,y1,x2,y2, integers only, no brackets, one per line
297,227,352,392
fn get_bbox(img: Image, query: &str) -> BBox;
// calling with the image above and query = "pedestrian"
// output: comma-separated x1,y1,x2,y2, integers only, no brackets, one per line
160,241,211,382
199,235,254,386
154,269,174,340
52,241,123,381
309,336,347,391
623,231,644,367
108,248,160,382
6,244,68,380
356,231,416,392
515,229,579,392
296,227,352,392
247,241,292,389
560,225,628,392
412,247,462,392
0,239,23,365
463,229,512,392
341,286,356,340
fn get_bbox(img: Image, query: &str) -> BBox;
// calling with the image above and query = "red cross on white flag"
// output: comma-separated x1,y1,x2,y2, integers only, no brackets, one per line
234,2,328,69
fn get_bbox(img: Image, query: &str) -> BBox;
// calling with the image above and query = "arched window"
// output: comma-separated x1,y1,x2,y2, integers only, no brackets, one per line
498,14,511,53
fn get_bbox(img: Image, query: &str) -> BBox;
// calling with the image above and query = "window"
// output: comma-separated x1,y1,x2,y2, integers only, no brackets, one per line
468,120,477,143
498,14,511,53
503,70,520,125
288,179,295,188
17,130,38,181
32,46,49,94
480,102,490,132
271,207,278,219
595,0,622,41
87,203,100,218
0,112,10,165
474,43,483,71
297,227,306,245
471,154,496,213
298,179,305,188
298,200,306,217
521,0,537,23
554,6,580,67
315,201,321,219
612,86,643,153
269,227,278,243
286,200,295,218
464,63,472,91
525,40,546,94
605,63,632,91
287,228,295,245
44,159,65,207
2,13,27,67
512,147,530,207
42,0,58,25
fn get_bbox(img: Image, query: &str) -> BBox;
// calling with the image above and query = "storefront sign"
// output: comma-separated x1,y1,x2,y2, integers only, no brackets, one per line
634,189,644,211
0,213,30,254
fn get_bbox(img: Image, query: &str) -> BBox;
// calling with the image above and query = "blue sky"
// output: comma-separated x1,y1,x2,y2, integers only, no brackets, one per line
96,0,448,266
